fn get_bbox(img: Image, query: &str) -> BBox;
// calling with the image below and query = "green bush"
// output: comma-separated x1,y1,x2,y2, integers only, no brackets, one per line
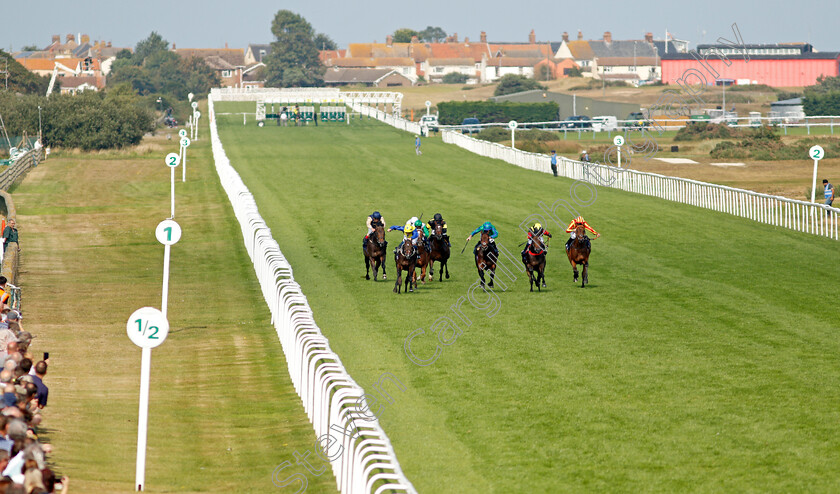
710,141,749,159
493,74,546,96
437,101,559,125
475,127,509,142
709,128,840,161
0,89,154,150
674,122,735,141
442,72,469,84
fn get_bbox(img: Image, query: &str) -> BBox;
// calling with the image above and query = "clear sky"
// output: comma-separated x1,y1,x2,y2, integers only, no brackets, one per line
3,0,837,52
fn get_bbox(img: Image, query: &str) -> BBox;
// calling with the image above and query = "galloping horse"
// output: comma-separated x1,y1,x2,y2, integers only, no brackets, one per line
566,224,590,288
474,230,496,289
364,223,387,281
393,240,417,293
414,229,432,284
523,234,547,292
429,223,450,282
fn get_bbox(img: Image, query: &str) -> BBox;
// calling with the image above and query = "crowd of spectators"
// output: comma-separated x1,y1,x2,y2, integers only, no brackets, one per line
0,276,66,493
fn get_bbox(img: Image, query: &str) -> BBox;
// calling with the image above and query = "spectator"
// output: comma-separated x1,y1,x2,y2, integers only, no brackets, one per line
5,313,20,336
13,361,29,381
30,364,46,410
415,135,422,156
0,280,9,311
280,107,288,127
550,150,558,177
824,179,834,208
1,221,17,254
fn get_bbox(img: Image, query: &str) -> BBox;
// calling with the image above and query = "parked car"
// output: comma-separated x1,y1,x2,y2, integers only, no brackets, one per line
419,114,439,132
591,116,618,132
560,115,592,129
624,112,646,129
461,117,481,134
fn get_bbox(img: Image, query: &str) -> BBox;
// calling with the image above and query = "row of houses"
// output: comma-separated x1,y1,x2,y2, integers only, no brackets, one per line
12,31,840,93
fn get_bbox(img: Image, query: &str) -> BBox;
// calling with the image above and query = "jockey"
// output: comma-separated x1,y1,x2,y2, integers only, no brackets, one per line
466,221,499,260
427,213,450,246
521,223,552,262
363,211,385,249
564,216,599,250
414,219,432,252
389,219,420,254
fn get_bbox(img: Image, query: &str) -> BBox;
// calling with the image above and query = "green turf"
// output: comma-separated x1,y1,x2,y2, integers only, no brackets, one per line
16,124,337,492
214,107,840,493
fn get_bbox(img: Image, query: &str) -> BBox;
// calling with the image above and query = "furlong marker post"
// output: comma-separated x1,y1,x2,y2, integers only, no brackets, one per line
165,152,180,217
130,219,180,490
809,145,824,205
180,137,191,182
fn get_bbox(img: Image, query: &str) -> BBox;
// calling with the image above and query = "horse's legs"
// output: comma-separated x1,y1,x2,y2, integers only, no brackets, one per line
571,260,578,282
381,254,387,279
444,260,450,279
429,260,434,280
540,263,546,288
528,266,534,292
488,268,495,288
477,266,486,288
365,255,371,280
582,262,588,287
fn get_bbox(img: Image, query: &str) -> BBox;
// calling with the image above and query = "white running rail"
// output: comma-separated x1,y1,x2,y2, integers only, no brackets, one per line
441,130,839,240
208,96,417,494
349,103,422,135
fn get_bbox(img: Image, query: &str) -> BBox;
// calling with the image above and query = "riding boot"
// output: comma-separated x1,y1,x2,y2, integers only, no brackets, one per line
565,238,572,251
363,236,368,250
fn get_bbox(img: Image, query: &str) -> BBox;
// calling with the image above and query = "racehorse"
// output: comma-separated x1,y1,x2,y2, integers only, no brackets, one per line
364,223,387,281
523,235,547,292
414,229,432,284
566,224,590,288
429,223,450,282
474,230,496,289
393,239,417,293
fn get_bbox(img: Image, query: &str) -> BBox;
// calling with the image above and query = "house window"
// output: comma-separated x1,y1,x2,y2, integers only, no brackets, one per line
222,70,232,77
434,67,444,73
403,67,409,74
259,49,266,61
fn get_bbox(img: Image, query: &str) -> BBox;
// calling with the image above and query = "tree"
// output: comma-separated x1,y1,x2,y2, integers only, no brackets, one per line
802,75,840,116
133,32,169,64
264,10,324,88
0,50,50,95
442,72,468,84
392,28,419,43
419,26,447,43
20,45,39,52
314,33,337,51
494,74,546,96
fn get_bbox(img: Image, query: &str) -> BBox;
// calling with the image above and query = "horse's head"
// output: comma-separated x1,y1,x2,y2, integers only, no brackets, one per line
373,223,385,246
480,230,491,249
434,223,443,239
401,239,414,257
575,224,586,240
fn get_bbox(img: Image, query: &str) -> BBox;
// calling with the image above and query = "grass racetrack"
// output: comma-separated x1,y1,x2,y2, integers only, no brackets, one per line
15,126,337,492
215,108,840,493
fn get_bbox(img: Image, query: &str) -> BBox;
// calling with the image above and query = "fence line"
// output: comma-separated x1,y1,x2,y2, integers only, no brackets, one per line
207,96,416,494
0,147,45,191
349,103,422,135
353,102,838,240
442,131,839,240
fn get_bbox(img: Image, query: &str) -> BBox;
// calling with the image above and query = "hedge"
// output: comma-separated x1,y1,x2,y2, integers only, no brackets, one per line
437,101,559,125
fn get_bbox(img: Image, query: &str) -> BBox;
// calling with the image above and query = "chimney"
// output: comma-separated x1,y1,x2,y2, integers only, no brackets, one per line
411,35,418,43
464,36,470,44
225,42,229,49
386,35,393,47
66,34,75,43
562,32,569,42
81,34,90,44
603,31,612,43
107,41,111,48
529,29,536,44
172,43,175,50
645,32,653,43
480,31,487,43
51,35,60,44
577,30,583,40
453,32,458,43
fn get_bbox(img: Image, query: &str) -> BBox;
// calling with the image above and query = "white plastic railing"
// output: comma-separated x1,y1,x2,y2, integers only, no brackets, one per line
441,130,839,240
208,96,416,494
349,103,422,135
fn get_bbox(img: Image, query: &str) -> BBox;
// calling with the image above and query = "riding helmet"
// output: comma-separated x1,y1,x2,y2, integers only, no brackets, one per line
415,220,423,227
533,222,542,230
434,213,443,221
372,211,381,219
482,221,492,230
